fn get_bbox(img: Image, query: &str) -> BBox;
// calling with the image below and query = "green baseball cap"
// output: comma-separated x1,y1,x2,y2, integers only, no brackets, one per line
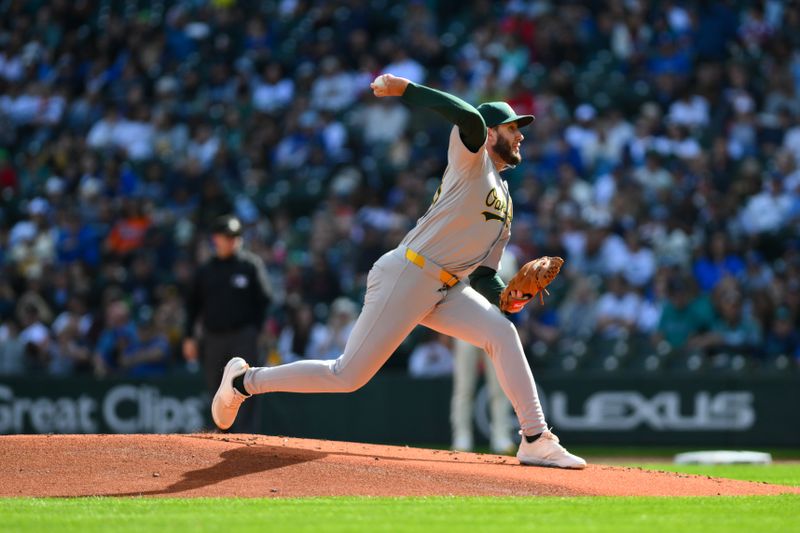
477,102,535,128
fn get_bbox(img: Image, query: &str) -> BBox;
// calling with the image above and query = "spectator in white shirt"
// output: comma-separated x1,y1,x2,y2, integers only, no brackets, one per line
9,198,56,280
18,304,51,369
599,227,630,276
609,107,636,145
0,44,24,82
663,122,702,160
782,113,800,166
311,57,357,113
319,111,349,162
34,84,66,126
773,150,800,192
313,297,358,360
556,163,593,210
620,230,657,288
595,109,635,166
186,124,220,170
634,151,674,199
113,105,154,161
87,106,154,160
356,98,410,148
382,48,426,85
651,215,693,269
87,107,121,150
565,104,600,169
0,320,25,375
593,165,624,209
1,83,59,126
726,95,759,160
627,114,658,166
558,277,600,340
277,302,329,363
739,174,793,235
668,87,710,129
595,275,642,339
252,62,294,114
569,221,627,277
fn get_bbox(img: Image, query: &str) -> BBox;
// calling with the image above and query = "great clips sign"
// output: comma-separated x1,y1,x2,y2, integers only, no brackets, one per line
0,381,207,434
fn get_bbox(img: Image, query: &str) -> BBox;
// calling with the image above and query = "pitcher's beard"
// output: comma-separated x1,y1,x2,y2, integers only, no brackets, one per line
493,134,521,166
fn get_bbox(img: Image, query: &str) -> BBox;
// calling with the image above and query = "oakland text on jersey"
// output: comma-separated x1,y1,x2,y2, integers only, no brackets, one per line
482,186,512,226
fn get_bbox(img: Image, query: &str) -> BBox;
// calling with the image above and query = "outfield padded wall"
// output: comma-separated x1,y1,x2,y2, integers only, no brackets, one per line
0,373,798,446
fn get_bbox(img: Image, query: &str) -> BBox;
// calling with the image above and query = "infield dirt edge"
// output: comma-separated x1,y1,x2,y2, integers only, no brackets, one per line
1,434,797,498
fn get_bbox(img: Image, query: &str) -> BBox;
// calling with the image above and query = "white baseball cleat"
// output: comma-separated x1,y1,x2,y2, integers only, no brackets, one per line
211,357,250,431
516,429,587,469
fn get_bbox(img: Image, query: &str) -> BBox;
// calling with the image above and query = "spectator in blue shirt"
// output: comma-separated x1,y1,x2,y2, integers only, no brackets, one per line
763,306,800,361
692,232,746,292
119,311,171,378
93,299,138,377
56,210,101,267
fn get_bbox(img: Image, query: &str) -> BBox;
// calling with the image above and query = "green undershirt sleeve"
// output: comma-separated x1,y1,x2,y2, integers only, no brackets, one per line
469,266,505,308
401,82,487,153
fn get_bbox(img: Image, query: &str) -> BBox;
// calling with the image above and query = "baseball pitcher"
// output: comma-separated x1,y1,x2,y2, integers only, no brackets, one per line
211,74,586,469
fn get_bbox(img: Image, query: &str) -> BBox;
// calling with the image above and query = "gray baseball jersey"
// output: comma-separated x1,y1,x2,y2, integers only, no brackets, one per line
401,126,511,277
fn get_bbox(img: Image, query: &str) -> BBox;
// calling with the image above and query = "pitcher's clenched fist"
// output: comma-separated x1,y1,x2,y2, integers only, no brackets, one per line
370,73,410,97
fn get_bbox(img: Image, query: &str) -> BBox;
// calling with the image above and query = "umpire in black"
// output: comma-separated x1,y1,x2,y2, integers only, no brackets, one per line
183,214,272,432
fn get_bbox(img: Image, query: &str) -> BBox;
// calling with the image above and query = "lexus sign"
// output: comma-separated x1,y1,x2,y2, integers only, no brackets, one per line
475,389,756,440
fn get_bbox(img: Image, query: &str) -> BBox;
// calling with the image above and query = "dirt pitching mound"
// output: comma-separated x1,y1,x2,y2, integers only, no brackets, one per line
1,434,797,498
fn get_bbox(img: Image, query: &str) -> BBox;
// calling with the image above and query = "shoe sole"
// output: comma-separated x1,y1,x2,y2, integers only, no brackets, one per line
517,456,587,469
211,357,248,430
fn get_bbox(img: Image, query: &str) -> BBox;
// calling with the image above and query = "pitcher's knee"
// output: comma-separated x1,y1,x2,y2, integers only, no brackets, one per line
484,320,522,356
330,359,372,392
335,372,371,392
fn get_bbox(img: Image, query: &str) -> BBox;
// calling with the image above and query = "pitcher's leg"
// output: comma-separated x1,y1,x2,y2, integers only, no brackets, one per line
245,254,439,394
451,338,479,450
483,351,514,451
421,284,547,436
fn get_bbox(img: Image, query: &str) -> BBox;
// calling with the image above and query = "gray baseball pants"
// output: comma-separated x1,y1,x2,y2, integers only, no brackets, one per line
244,247,547,436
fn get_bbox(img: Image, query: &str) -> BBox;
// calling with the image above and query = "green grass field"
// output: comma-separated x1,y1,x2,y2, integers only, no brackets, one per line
572,446,800,460
2,459,799,533
2,494,799,533
629,463,800,487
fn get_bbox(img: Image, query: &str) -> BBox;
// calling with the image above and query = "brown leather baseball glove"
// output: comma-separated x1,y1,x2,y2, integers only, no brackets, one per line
499,256,565,313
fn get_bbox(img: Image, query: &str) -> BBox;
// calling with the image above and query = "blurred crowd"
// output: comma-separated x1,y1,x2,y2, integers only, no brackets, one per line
0,0,799,379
